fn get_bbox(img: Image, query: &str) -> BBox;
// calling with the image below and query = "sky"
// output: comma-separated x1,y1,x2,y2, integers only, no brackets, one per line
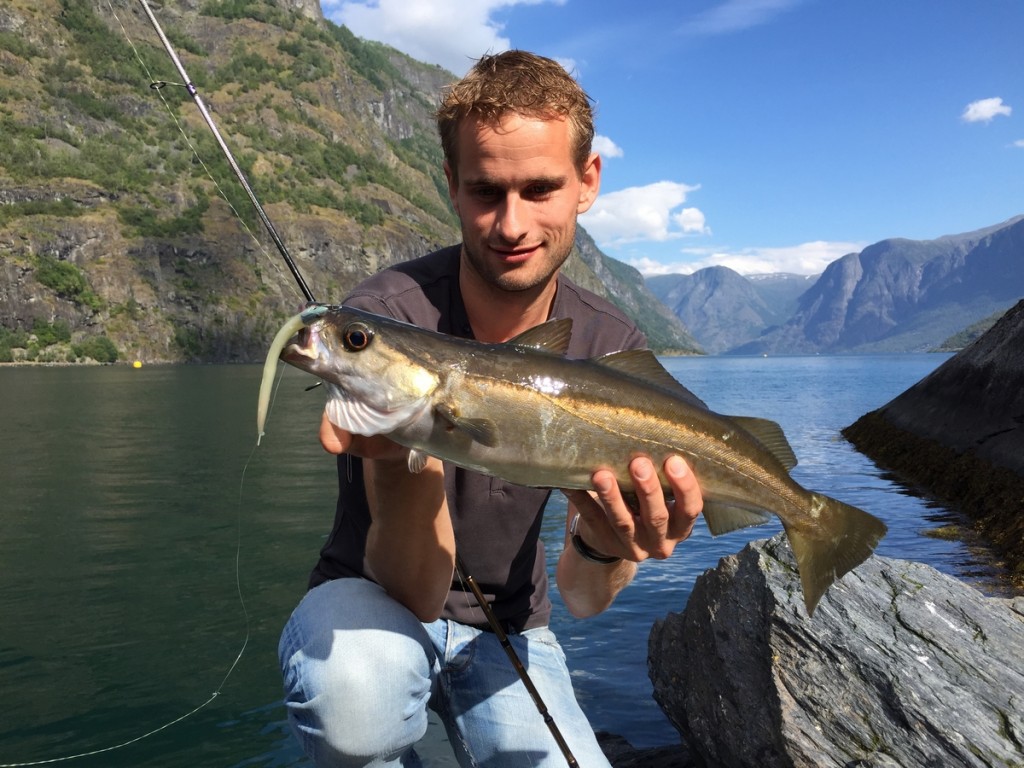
320,0,1024,277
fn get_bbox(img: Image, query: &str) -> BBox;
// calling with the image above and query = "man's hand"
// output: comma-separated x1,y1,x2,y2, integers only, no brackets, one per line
557,455,701,618
563,454,702,563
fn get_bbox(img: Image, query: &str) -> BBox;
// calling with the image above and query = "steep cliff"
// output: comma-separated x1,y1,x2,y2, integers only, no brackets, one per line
844,299,1024,585
573,229,702,354
0,0,698,362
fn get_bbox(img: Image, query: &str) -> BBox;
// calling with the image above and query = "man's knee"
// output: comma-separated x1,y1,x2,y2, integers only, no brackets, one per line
278,580,436,763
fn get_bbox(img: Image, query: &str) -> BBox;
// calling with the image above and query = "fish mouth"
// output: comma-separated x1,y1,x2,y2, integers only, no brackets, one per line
282,325,318,363
281,304,331,365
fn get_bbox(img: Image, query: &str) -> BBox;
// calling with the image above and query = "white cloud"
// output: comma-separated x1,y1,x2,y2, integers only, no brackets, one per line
1013,139,1024,148
961,97,1012,123
680,0,805,36
630,240,865,277
323,0,565,75
592,134,623,158
674,207,708,234
581,181,708,245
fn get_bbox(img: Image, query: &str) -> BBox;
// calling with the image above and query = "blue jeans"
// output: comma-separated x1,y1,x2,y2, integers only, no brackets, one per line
278,578,612,767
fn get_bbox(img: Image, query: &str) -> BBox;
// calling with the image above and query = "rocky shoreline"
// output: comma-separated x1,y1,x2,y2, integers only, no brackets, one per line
640,535,1023,768
598,534,1024,767
843,298,1024,589
843,409,1024,588
603,302,1024,766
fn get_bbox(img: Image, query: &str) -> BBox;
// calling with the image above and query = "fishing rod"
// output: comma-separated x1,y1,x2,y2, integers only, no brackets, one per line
458,560,579,766
137,3,578,765
137,0,313,304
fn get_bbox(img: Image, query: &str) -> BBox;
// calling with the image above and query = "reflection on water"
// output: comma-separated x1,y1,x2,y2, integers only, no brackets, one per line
0,354,1001,765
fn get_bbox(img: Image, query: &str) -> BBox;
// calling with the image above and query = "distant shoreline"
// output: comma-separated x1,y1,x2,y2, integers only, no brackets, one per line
0,360,109,367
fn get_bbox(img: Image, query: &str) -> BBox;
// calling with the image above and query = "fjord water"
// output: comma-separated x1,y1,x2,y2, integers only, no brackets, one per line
0,355,998,766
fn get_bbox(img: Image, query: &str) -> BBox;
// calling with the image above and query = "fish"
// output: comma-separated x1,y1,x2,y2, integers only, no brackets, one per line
258,304,887,616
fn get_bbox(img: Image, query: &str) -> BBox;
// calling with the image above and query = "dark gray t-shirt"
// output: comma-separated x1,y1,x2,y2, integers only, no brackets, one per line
308,245,646,630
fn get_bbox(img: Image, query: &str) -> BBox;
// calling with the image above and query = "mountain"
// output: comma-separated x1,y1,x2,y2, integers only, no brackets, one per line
647,268,812,354
745,273,819,318
729,215,1024,355
0,0,698,362
575,229,702,354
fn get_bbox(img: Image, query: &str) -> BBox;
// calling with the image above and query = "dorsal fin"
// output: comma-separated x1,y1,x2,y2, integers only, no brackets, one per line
594,349,704,404
728,415,798,471
508,318,573,355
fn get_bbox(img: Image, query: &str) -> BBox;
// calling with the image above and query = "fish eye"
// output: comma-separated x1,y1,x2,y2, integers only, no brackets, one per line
342,323,373,352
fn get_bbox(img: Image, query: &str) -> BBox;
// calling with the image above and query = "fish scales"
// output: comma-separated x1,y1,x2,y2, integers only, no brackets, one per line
447,364,722,490
259,305,887,615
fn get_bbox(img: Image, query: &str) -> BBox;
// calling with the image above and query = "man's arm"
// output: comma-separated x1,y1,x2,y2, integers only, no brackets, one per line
557,455,702,618
319,413,456,622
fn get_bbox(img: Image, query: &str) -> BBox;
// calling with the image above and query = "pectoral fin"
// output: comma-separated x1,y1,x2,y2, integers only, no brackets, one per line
435,404,499,447
407,449,429,474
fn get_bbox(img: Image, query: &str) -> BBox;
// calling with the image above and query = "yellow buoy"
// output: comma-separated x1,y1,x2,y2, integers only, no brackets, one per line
133,360,143,369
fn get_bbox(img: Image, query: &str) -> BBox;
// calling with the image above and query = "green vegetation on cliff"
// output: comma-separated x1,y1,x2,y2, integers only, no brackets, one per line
933,309,1006,352
0,321,118,363
0,0,698,362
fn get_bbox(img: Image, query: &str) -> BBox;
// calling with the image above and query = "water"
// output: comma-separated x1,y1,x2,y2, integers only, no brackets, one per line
0,354,999,766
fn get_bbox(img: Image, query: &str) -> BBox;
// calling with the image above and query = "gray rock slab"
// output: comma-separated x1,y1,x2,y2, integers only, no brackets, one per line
649,534,1024,767
597,732,695,767
875,298,1024,477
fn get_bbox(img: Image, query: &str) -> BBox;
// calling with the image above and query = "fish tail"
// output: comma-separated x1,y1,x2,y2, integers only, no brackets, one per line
784,494,887,616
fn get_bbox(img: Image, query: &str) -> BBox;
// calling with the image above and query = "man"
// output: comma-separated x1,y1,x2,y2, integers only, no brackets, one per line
279,50,704,767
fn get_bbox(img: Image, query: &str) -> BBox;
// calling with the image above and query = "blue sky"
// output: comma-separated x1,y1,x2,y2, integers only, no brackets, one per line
321,0,1023,276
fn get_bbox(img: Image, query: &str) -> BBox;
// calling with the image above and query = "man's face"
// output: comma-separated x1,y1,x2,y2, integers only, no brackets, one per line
445,113,601,294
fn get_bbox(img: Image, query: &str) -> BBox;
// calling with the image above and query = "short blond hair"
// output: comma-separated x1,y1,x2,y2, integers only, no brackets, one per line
436,50,595,180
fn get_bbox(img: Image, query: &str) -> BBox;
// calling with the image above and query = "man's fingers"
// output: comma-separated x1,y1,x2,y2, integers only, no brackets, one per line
319,411,351,454
591,469,638,541
563,488,597,514
564,455,704,564
629,456,669,534
664,455,702,540
564,476,634,558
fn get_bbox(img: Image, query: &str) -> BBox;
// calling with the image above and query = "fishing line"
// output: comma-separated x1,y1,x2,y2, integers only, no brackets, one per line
108,2,578,765
0,699,219,768
134,0,315,302
105,0,294,294
0,9,263,768
0,451,255,768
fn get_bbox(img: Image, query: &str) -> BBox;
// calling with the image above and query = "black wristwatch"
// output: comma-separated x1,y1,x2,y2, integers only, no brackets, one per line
569,512,622,564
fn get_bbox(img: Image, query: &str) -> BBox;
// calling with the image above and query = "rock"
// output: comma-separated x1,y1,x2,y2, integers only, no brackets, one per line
280,0,323,21
649,534,1024,768
597,732,695,767
843,298,1024,586
852,298,1024,476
